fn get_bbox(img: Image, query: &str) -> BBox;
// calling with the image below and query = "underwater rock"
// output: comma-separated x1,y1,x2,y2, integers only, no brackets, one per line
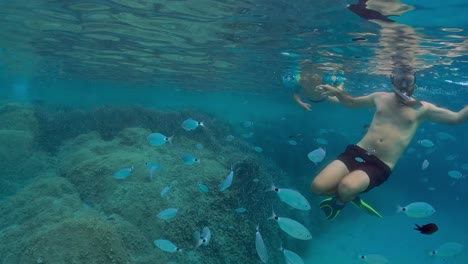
0,103,38,132
0,176,168,264
0,103,299,263
235,158,260,181
0,104,50,191
116,127,149,146
0,128,52,196
0,129,36,169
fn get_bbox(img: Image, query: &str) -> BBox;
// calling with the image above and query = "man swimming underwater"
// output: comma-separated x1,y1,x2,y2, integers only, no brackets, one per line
310,70,468,220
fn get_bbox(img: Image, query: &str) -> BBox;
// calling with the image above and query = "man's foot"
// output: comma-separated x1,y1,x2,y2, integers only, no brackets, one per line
319,197,345,220
351,196,383,218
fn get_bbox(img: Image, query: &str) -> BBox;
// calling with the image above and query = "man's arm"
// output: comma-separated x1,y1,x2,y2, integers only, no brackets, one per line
422,103,468,125
326,96,340,104
317,84,378,108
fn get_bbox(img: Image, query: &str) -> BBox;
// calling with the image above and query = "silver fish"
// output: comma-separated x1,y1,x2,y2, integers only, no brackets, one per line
219,164,234,192
255,225,268,263
269,211,312,240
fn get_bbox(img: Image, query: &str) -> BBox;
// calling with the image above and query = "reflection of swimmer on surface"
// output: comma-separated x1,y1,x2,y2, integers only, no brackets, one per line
348,0,427,76
347,0,415,23
346,0,403,23
282,60,345,111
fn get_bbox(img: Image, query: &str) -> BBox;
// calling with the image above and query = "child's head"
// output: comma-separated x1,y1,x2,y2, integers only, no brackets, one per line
297,72,322,88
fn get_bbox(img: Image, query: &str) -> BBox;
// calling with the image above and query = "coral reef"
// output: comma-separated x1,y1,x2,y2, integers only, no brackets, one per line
0,103,319,263
33,105,219,153
0,176,166,264
0,103,53,196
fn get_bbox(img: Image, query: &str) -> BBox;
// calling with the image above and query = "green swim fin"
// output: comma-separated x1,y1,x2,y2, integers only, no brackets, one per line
351,196,382,218
319,197,345,220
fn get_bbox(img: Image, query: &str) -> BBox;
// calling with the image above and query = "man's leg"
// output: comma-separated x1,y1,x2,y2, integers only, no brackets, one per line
336,170,370,202
338,171,383,218
311,160,350,220
316,170,369,220
310,160,349,196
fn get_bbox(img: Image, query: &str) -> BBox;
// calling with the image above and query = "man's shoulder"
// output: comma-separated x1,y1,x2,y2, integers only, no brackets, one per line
380,91,392,95
370,91,392,98
419,101,437,110
370,91,391,96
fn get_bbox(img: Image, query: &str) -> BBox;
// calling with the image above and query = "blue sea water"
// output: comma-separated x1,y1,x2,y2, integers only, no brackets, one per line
0,1,467,264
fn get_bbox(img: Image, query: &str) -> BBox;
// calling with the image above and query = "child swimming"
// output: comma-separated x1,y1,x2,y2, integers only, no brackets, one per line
283,60,345,111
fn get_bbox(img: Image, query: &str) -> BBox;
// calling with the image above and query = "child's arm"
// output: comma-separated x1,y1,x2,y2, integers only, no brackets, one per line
293,93,312,111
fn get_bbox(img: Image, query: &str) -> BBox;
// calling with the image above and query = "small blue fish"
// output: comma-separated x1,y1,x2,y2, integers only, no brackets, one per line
182,153,200,165
269,185,311,211
398,202,435,218
448,170,463,179
193,230,203,249
436,132,456,141
145,161,161,170
254,146,263,153
355,157,365,163
242,120,254,128
269,211,312,240
193,227,211,248
429,242,464,257
462,163,468,170
160,185,171,198
315,138,328,145
219,164,234,192
196,143,204,151
242,132,254,138
421,159,429,170
149,166,158,181
197,182,209,193
280,244,304,264
182,118,204,131
256,225,268,263
288,139,298,146
225,135,235,142
445,154,458,161
418,139,434,148
112,166,134,180
145,162,162,181
154,239,181,253
201,227,211,246
235,207,247,213
157,208,178,220
358,254,388,264
308,147,326,164
147,133,173,146
281,51,300,58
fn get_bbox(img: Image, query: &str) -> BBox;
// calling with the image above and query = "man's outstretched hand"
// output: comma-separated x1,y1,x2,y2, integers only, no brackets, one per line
316,84,340,97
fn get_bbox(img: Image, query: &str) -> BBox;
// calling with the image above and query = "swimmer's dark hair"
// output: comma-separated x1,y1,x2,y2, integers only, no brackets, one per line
392,65,415,76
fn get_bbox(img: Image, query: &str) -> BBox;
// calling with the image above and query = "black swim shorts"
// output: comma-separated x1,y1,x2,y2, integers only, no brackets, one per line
308,95,328,103
337,145,392,192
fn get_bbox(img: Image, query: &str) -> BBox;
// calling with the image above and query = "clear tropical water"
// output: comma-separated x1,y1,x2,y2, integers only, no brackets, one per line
0,0,467,263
